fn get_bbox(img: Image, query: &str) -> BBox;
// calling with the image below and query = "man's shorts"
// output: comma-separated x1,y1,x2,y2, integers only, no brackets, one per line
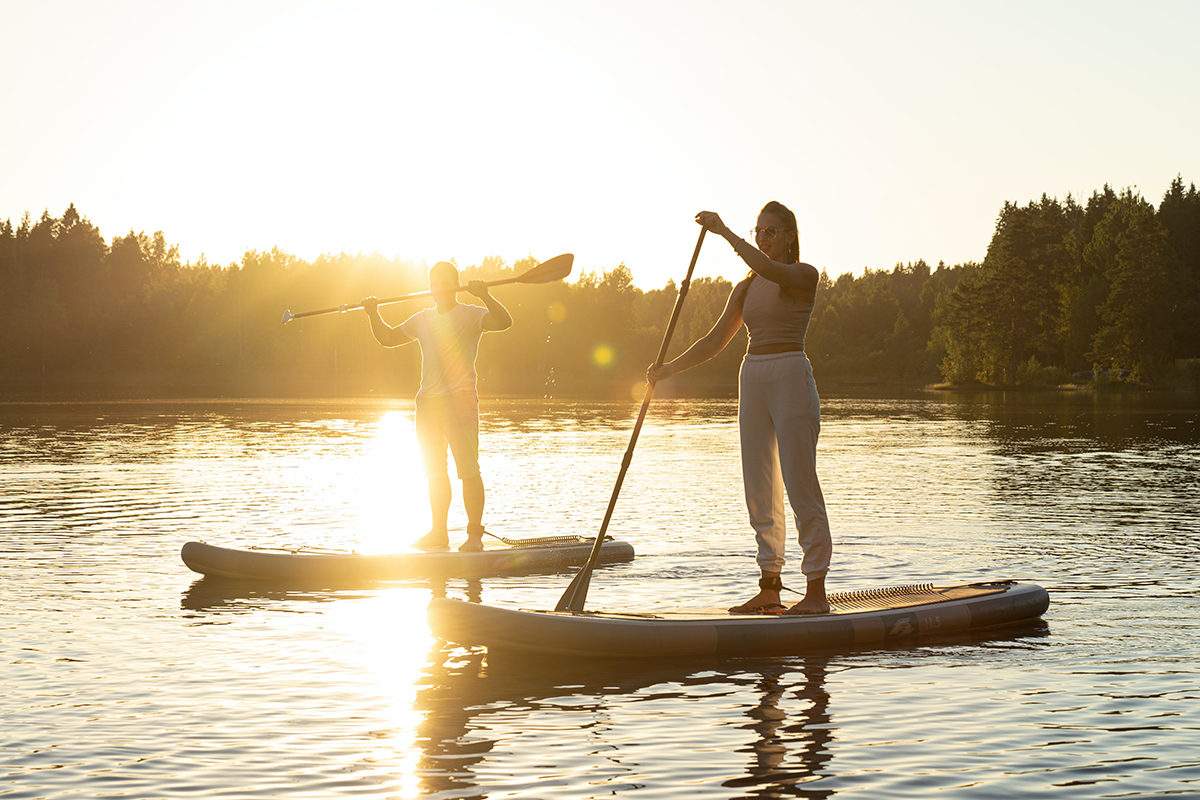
414,390,481,480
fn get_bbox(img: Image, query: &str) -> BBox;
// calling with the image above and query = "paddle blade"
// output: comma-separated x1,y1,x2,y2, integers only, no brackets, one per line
520,253,573,284
555,567,592,613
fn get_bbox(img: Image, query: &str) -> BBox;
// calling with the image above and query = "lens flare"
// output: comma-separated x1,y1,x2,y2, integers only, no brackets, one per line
547,301,567,323
591,344,615,368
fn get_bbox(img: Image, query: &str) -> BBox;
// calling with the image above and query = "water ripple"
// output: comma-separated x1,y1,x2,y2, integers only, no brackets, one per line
2,394,1198,798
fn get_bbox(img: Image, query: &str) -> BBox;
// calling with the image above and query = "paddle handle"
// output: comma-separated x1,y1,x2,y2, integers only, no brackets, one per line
652,230,704,369
283,279,506,323
556,228,706,613
281,254,573,323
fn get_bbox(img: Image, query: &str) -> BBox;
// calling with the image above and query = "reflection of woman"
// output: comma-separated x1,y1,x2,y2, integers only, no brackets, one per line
649,202,832,614
725,659,833,795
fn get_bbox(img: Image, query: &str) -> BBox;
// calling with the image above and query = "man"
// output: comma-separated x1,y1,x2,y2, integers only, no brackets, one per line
361,261,513,552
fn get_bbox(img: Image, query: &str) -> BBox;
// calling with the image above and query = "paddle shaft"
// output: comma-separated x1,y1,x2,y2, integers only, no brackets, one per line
281,253,573,323
556,228,707,613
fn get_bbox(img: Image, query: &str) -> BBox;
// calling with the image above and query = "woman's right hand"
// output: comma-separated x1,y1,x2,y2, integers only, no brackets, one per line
647,362,676,384
695,210,730,237
360,296,379,314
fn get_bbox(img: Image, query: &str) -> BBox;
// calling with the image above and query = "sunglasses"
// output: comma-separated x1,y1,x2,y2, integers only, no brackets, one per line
751,226,793,240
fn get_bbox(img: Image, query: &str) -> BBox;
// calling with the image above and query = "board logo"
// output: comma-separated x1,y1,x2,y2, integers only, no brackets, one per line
885,614,917,637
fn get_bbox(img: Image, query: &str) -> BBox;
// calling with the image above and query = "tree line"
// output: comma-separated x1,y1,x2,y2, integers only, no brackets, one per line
2,176,1198,400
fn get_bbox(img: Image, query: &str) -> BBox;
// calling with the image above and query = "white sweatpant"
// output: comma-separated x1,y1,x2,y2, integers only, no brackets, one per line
738,352,832,578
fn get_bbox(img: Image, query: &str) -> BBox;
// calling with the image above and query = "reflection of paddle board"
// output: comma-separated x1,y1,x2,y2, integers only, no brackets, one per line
180,538,635,581
428,581,1050,658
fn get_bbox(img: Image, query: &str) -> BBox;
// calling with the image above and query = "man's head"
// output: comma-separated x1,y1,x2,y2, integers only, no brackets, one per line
429,261,460,305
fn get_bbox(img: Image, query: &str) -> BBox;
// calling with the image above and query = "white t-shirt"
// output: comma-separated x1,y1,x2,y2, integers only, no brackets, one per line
398,303,491,397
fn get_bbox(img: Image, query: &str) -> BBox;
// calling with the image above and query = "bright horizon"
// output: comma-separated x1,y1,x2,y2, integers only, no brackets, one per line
4,0,1199,289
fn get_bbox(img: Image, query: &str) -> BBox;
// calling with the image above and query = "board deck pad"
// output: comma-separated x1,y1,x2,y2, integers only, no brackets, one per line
825,581,1011,612
548,582,1018,621
242,534,594,555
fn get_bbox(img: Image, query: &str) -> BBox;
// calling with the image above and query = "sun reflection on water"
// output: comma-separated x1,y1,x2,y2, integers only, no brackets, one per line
321,587,433,799
358,411,428,554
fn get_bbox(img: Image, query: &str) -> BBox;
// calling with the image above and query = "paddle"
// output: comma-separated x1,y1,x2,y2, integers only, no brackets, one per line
555,228,707,613
280,253,575,324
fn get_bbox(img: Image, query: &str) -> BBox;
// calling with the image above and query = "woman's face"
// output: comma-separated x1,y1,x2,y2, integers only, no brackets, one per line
754,212,795,262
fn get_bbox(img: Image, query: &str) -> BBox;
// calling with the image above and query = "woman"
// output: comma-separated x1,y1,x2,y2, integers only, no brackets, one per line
648,202,832,614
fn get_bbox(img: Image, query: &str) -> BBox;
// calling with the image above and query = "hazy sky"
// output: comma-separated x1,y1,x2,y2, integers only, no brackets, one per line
4,0,1199,289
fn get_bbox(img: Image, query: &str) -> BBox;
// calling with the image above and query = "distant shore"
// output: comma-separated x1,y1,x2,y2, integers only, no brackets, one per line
2,371,1196,404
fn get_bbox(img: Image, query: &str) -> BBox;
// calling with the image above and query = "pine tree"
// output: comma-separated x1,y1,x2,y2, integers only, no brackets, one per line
1088,191,1190,379
1156,176,1200,357
975,196,1075,382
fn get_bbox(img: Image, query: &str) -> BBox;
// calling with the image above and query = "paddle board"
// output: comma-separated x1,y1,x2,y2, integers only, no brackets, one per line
427,580,1050,657
181,538,636,581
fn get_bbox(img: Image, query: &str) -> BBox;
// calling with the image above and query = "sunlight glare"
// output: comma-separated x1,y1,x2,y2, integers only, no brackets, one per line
547,301,568,324
359,410,428,553
321,588,434,799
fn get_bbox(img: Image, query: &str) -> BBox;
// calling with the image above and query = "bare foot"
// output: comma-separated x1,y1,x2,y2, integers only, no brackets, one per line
783,597,831,615
414,530,450,551
728,590,784,613
783,577,830,615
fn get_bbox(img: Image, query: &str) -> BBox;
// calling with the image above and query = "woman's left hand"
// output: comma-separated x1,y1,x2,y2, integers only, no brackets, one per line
695,210,730,237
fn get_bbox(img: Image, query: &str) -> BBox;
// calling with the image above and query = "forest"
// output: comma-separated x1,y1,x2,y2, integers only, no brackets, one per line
2,177,1198,400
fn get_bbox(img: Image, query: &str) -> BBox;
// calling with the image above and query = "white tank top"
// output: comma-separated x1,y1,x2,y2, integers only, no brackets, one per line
741,276,813,350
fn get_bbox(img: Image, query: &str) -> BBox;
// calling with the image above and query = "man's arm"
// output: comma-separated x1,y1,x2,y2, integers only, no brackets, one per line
468,280,513,331
360,297,413,347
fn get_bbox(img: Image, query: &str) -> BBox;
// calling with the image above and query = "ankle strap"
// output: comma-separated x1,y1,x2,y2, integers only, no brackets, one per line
758,575,783,591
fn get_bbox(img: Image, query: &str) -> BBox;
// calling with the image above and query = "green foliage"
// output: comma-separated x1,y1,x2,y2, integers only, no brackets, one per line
806,264,945,382
1086,191,1191,380
930,262,1005,384
930,182,1200,387
1015,356,1069,387
1157,176,1200,357
3,181,1199,397
976,195,1075,382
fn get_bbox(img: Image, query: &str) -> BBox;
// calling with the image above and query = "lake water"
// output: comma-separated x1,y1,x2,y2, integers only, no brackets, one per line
3,391,1198,799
